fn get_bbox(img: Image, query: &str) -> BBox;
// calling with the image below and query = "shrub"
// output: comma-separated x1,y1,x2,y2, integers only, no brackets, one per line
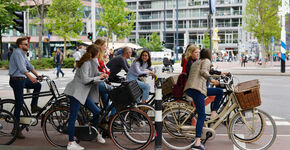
0,60,9,69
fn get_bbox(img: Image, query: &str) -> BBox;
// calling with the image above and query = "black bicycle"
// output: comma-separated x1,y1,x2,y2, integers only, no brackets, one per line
42,80,154,150
0,75,66,137
0,109,18,145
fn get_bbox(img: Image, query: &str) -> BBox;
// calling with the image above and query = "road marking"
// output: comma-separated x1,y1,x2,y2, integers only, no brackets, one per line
268,121,290,126
272,116,285,120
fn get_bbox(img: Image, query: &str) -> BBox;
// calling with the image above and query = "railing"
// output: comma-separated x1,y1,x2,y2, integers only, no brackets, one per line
216,22,241,27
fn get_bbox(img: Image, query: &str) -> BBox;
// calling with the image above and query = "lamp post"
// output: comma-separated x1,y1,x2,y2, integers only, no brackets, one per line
280,0,287,73
175,0,179,60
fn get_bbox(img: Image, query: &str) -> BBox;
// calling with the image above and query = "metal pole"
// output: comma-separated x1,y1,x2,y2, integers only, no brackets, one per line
175,0,179,60
280,0,286,73
91,0,96,42
155,66,163,150
163,0,166,44
208,0,212,54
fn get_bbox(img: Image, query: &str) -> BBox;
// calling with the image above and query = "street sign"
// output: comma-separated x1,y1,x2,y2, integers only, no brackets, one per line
271,36,274,43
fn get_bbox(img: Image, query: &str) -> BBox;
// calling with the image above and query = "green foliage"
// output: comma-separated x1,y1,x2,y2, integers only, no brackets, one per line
97,0,136,43
45,0,84,56
137,32,163,51
0,0,26,33
202,32,210,49
0,60,9,69
244,0,281,67
137,36,147,48
147,32,163,51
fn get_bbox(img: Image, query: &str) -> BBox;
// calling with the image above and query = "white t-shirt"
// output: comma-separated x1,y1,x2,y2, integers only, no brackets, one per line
73,51,81,61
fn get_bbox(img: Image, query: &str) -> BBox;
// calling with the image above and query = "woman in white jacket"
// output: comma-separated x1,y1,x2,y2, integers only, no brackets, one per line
64,44,108,150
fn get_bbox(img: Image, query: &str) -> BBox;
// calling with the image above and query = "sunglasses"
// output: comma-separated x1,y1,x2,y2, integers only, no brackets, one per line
22,43,28,46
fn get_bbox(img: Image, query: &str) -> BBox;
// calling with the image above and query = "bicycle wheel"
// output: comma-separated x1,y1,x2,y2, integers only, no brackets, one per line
229,108,277,150
0,99,29,117
42,107,83,147
109,108,154,150
0,110,18,145
136,103,155,123
162,107,195,150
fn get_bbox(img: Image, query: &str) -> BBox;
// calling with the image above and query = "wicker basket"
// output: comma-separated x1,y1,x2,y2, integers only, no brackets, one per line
161,75,178,96
235,79,261,110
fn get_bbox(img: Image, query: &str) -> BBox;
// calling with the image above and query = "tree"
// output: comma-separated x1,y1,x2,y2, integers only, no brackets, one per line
0,0,25,60
137,32,163,51
45,0,83,58
202,32,210,49
96,0,135,46
244,0,281,67
29,0,47,60
147,32,163,51
137,36,147,48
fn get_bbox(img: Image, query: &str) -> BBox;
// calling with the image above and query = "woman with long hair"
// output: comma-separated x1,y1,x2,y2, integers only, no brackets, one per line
184,48,219,150
184,44,200,75
127,50,154,103
94,39,113,114
64,44,107,150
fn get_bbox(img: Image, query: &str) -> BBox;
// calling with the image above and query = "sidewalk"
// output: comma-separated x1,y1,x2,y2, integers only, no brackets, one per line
171,61,290,76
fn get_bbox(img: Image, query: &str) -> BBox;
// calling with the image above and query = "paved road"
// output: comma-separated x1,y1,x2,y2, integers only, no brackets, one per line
1,62,290,150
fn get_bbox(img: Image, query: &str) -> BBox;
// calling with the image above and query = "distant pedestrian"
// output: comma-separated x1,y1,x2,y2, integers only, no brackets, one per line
8,47,13,61
72,47,81,73
53,48,64,78
241,55,247,67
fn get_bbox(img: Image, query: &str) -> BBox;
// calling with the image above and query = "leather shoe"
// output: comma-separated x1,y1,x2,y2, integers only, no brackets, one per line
31,105,42,114
12,128,25,139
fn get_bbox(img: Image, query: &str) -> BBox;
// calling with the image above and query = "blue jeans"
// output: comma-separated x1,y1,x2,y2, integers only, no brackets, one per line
9,78,42,123
98,82,116,116
68,96,101,141
127,73,150,101
186,89,206,138
207,88,224,111
56,63,64,77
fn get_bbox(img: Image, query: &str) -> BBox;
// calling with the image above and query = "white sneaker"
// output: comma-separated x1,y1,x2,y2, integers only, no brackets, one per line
96,130,106,144
67,141,84,150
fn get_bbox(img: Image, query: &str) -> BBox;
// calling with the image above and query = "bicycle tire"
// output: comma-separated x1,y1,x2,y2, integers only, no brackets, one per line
162,107,195,150
229,109,277,150
109,107,154,150
0,109,18,145
0,99,29,117
42,107,83,147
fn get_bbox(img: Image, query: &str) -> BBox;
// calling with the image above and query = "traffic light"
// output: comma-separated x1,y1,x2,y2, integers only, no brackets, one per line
87,32,92,41
13,11,24,33
162,41,166,46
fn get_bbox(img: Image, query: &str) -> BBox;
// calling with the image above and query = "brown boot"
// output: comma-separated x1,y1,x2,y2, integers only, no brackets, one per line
31,105,42,114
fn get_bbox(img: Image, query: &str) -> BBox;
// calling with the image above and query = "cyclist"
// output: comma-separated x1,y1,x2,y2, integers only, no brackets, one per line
64,44,106,150
9,37,42,139
184,48,219,150
94,39,113,113
127,50,154,103
106,46,132,83
185,45,225,119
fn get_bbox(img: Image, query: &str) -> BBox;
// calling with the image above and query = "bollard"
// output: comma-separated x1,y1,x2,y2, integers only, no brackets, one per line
154,66,163,150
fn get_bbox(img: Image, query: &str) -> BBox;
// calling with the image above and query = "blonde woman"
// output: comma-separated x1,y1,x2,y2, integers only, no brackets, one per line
184,45,200,75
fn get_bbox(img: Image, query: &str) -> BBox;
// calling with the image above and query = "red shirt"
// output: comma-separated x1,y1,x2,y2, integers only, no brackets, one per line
98,59,110,75
181,58,188,73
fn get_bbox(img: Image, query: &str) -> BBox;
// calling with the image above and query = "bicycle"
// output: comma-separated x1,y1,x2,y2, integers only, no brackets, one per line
42,79,154,150
0,75,67,136
162,75,277,150
0,109,18,145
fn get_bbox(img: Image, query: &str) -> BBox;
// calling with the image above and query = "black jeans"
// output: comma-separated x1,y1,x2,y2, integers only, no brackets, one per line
9,78,42,123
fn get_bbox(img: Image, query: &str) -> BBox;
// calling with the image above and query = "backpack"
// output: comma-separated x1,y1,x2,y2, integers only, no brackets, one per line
172,72,188,98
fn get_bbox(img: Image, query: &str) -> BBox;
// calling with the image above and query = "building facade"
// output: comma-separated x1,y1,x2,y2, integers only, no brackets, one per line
125,0,246,54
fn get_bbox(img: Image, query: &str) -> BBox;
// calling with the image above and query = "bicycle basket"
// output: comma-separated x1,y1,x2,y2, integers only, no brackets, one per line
109,80,142,110
162,75,178,97
234,79,261,110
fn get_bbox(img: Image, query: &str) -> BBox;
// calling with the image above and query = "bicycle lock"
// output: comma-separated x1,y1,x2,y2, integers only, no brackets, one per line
155,66,163,150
